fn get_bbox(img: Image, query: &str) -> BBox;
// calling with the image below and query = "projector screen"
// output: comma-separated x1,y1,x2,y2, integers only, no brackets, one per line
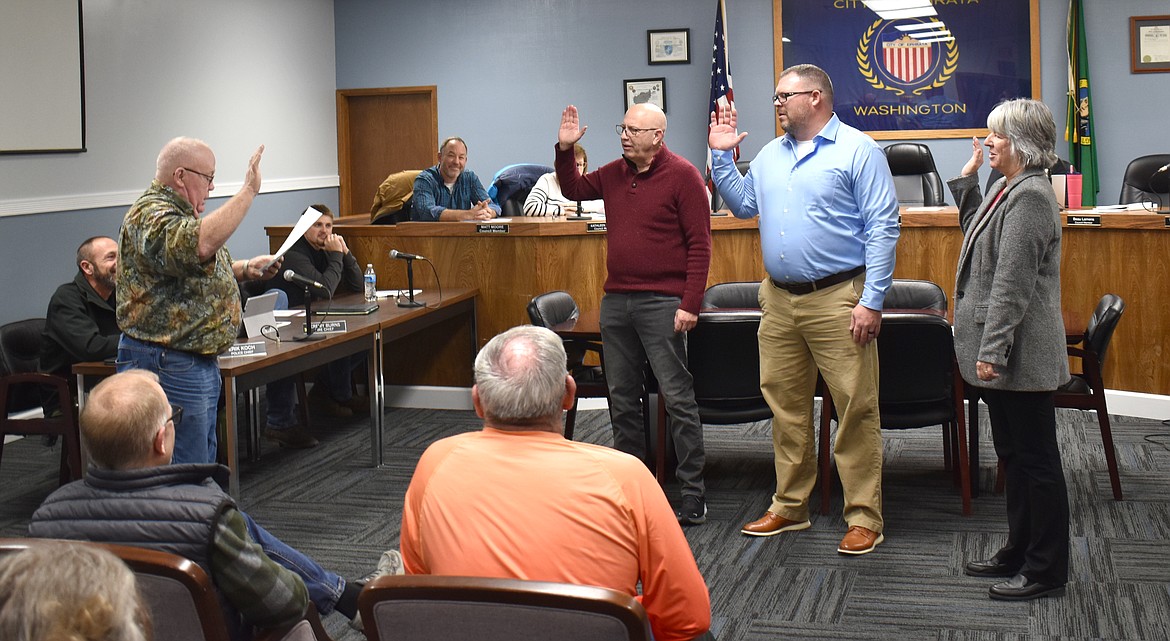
0,0,85,154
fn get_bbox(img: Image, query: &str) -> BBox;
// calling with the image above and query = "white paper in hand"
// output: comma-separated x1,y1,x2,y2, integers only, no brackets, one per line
264,207,322,270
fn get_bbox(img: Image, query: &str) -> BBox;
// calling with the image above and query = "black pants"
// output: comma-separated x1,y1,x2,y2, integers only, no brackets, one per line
982,388,1070,586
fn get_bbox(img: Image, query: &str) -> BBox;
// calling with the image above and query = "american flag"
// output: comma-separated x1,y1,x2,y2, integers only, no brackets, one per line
706,0,737,194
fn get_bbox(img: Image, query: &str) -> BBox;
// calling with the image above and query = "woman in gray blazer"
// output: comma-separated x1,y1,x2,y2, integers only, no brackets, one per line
947,99,1070,602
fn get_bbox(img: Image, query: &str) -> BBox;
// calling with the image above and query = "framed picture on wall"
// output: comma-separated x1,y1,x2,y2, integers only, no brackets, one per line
1130,15,1170,73
623,77,667,113
648,28,690,65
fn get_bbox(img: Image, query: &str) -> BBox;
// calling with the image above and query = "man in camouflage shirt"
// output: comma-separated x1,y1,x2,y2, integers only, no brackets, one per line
30,370,402,637
117,136,281,464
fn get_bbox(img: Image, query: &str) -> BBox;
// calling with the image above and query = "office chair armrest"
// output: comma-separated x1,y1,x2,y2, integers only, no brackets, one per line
254,602,334,641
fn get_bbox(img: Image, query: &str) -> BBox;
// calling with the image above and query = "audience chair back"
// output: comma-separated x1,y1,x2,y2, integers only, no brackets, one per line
1055,293,1126,500
357,574,651,641
526,291,607,441
818,280,971,515
711,160,750,212
0,318,82,485
884,143,945,206
0,538,333,641
1118,153,1170,205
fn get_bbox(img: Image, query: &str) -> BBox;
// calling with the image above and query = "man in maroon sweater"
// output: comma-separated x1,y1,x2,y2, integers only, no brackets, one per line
555,103,712,524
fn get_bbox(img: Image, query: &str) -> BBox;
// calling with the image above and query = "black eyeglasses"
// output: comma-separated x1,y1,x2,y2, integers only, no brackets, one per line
614,125,659,137
772,90,816,105
166,404,183,428
181,167,215,184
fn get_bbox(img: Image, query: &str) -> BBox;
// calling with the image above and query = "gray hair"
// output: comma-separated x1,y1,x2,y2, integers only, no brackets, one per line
986,99,1058,171
474,326,567,426
0,542,151,641
781,64,835,104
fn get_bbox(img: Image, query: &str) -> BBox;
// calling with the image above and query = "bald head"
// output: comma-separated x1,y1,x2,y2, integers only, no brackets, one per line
626,103,667,132
82,370,171,470
473,326,570,430
155,137,212,184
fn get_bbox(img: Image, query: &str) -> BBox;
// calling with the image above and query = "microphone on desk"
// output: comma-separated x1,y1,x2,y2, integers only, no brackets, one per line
389,249,426,261
283,270,325,289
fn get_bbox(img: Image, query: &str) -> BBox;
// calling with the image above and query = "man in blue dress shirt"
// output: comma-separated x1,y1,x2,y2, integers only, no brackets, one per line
411,137,500,221
708,64,900,555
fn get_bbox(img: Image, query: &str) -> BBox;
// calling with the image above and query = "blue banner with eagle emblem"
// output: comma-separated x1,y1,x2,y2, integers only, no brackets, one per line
777,0,1036,139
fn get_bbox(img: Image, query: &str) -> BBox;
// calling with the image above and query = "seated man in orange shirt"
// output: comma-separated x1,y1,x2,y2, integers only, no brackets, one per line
400,326,712,641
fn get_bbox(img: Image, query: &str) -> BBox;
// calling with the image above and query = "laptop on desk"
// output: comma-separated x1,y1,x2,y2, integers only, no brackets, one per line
240,291,289,338
314,302,380,316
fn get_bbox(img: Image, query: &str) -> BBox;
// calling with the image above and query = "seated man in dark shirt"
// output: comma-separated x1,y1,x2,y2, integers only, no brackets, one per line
39,236,121,414
267,205,369,445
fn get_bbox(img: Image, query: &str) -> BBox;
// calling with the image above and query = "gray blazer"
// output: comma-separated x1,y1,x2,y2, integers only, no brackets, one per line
948,171,1069,391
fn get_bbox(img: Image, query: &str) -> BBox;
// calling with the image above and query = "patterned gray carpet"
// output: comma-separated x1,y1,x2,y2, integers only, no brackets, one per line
2,402,1168,640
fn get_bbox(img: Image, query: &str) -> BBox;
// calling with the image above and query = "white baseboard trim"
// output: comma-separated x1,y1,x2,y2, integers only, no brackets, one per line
384,386,1170,421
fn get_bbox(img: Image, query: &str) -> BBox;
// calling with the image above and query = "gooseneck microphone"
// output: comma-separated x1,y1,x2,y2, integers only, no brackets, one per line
283,270,325,289
389,249,426,261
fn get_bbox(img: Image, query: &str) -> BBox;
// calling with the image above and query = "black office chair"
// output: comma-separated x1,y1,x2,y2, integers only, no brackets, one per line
986,158,1072,194
490,164,553,217
0,319,83,486
371,169,422,225
1118,153,1170,206
358,574,651,641
818,280,971,516
884,143,945,206
1054,294,1126,500
711,160,751,212
701,281,760,310
526,292,609,441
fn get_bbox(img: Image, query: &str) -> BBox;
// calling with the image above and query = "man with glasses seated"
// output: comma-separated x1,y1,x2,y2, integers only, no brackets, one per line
708,64,899,555
554,102,712,525
30,370,402,638
116,136,283,465
411,136,501,221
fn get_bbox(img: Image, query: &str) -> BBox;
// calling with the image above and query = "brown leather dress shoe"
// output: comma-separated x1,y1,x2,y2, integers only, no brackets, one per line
837,525,884,555
740,511,811,537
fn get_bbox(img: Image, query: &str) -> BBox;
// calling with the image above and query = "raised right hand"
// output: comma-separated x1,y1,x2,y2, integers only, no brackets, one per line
708,103,748,151
558,105,587,150
960,136,983,177
244,145,264,196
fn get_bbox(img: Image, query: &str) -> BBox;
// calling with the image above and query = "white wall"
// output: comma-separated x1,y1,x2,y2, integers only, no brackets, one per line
0,0,339,323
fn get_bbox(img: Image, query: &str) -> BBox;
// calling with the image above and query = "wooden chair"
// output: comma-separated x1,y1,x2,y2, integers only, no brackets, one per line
357,574,651,641
0,318,83,485
0,538,333,641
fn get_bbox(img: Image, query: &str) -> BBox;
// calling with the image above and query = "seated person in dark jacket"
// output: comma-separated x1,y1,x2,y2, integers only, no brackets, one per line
411,137,500,221
39,236,121,413
268,204,370,433
29,370,402,639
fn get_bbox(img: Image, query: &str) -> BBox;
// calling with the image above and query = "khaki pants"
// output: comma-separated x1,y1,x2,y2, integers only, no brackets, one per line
758,275,883,532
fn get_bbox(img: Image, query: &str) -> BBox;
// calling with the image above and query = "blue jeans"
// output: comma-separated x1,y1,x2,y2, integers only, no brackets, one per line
600,292,705,496
317,352,367,402
117,334,220,464
241,511,345,614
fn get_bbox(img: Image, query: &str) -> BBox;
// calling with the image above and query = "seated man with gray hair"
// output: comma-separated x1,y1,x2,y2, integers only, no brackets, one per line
29,370,401,637
400,325,712,641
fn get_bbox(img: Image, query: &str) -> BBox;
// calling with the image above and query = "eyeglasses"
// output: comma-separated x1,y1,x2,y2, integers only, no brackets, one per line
614,125,659,137
575,161,587,169
772,90,816,105
181,167,215,185
166,404,183,428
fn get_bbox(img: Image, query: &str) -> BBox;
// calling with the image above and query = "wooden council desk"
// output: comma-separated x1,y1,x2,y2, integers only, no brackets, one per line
267,210,1170,396
75,289,478,498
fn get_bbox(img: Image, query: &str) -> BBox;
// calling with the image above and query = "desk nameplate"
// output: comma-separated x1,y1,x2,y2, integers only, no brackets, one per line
309,319,348,334
1067,215,1102,227
223,342,268,359
586,222,607,233
476,223,510,234
1165,216,1170,228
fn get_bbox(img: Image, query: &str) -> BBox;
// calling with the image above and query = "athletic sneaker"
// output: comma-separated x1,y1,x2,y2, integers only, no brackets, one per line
675,494,707,525
350,550,406,631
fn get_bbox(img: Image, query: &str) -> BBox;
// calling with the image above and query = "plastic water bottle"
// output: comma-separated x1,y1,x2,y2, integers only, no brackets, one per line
364,264,377,302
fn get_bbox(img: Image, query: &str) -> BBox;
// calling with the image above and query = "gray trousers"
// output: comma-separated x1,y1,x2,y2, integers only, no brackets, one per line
600,292,705,496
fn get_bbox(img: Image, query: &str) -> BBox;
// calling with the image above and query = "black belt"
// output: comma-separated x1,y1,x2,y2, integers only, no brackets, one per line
771,266,865,295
